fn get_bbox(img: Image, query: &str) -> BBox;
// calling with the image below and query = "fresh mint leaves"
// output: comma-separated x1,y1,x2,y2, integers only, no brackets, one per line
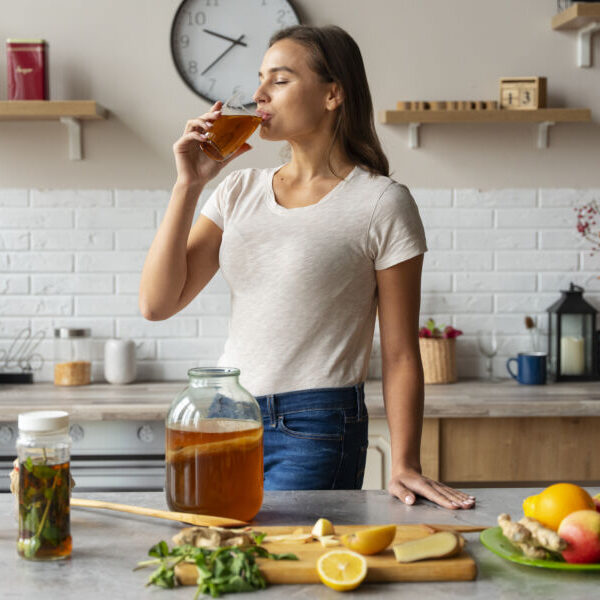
136,541,298,598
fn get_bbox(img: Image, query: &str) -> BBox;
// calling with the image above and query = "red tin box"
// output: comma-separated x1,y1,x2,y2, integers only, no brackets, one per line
6,39,48,100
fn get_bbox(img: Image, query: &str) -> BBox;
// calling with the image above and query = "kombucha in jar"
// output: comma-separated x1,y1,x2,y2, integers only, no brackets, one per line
166,419,263,522
165,368,264,522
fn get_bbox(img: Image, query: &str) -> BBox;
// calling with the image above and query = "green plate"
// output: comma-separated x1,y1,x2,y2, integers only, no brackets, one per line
480,527,600,571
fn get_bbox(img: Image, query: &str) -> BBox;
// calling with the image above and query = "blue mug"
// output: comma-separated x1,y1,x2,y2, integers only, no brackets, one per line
506,352,547,385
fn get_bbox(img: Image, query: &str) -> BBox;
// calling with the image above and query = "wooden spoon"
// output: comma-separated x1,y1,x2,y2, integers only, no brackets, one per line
71,497,248,528
424,523,489,533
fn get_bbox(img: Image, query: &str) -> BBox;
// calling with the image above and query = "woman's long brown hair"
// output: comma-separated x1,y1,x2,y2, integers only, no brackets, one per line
269,25,389,178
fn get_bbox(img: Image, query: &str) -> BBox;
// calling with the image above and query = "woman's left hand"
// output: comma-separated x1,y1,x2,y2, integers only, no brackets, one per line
388,468,475,510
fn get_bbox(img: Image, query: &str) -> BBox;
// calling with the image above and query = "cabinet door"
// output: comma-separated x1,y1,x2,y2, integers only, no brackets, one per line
362,419,392,490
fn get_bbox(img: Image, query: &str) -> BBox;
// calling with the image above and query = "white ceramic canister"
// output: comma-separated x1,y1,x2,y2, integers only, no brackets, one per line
103,339,137,384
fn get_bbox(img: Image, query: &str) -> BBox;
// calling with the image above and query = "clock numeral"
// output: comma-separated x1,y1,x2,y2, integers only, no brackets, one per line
262,0,267,5
188,60,198,75
205,0,219,6
185,10,207,26
276,8,286,26
179,34,190,49
209,78,216,92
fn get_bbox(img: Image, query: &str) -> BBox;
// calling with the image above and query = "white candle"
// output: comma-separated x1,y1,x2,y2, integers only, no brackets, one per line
560,336,585,376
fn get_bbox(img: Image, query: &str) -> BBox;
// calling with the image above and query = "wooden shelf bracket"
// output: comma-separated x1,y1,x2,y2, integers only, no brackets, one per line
578,21,600,67
537,121,555,149
59,117,82,160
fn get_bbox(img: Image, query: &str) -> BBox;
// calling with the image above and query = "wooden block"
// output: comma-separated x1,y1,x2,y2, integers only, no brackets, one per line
396,101,412,110
500,77,547,109
430,101,447,110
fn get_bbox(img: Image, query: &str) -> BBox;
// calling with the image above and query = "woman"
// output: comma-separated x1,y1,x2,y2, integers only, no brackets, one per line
140,25,475,510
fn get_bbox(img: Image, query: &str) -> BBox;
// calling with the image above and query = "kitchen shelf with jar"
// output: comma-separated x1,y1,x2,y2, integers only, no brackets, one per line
0,100,107,160
378,106,592,149
552,2,600,67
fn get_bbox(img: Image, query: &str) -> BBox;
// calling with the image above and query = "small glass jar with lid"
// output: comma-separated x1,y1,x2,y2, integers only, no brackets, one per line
53,327,92,386
165,367,263,522
16,410,72,561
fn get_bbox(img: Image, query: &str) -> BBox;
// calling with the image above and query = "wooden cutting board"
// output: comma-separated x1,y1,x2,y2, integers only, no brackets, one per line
175,524,477,585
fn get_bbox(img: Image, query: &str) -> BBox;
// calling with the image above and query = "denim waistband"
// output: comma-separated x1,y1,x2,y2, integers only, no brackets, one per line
256,383,365,418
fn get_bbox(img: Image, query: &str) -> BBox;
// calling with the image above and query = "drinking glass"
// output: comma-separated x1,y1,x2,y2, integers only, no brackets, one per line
200,93,262,161
477,329,500,381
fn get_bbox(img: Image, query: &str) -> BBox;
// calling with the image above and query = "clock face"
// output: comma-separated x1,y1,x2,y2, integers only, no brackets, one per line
171,0,300,105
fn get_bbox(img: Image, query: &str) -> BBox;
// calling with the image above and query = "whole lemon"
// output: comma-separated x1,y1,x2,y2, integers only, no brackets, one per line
523,483,595,531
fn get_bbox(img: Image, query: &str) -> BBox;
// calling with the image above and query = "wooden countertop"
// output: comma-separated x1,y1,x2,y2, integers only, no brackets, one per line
0,379,599,421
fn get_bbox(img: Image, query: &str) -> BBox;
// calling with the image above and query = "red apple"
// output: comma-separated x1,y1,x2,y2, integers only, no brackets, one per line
558,510,600,564
593,493,600,513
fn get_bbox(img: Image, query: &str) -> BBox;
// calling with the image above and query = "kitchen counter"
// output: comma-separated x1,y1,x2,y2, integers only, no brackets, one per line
1,487,598,599
1,379,599,421
2,380,598,488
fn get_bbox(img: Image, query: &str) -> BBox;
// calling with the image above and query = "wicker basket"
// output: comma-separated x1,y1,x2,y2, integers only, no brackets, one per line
419,338,457,384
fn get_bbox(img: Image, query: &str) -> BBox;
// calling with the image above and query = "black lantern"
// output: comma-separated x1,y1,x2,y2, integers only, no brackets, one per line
546,283,599,381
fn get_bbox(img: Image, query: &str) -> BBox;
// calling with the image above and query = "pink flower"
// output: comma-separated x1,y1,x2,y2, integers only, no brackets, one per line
443,325,463,339
419,320,463,339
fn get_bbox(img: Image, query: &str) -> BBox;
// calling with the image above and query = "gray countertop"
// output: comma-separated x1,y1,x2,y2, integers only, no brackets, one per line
0,379,599,421
1,488,599,599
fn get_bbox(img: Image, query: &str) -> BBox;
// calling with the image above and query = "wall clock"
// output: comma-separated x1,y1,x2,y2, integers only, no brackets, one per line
171,0,300,105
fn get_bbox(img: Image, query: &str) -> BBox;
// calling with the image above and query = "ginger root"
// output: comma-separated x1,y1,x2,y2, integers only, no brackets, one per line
497,513,566,559
518,516,567,552
498,513,532,544
172,526,256,549
393,531,462,563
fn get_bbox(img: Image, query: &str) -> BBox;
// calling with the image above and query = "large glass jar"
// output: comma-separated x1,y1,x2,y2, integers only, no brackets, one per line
16,410,72,561
165,368,263,522
54,328,92,386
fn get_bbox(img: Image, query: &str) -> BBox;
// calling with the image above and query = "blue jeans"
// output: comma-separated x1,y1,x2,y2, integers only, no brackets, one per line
256,383,369,491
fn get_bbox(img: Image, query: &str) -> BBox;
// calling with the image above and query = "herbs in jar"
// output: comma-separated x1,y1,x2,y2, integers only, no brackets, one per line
16,410,72,561
18,456,72,560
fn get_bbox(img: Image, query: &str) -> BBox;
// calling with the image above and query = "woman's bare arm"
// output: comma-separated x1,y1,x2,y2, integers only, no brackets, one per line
139,182,222,321
139,101,251,321
376,253,475,509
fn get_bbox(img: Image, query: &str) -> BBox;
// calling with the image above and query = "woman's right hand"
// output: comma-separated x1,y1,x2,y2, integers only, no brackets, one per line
173,100,251,186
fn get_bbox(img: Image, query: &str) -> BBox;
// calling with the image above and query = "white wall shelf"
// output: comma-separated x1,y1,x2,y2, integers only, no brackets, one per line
0,101,107,160
552,3,600,67
379,107,592,149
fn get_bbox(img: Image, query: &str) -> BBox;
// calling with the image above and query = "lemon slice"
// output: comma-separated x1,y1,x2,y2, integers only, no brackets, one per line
340,524,396,555
312,517,335,537
316,549,367,592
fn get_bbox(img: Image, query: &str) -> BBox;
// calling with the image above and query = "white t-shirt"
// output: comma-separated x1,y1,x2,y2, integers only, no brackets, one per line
200,165,427,397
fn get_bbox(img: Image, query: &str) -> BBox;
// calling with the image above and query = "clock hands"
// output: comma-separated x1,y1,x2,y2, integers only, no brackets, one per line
201,33,246,76
203,29,248,47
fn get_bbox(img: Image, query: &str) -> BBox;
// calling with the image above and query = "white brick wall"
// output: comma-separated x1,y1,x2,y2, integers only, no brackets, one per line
1,187,599,383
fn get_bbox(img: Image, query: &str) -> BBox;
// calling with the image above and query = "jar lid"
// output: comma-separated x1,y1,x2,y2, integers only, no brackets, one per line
54,327,91,338
18,410,69,432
